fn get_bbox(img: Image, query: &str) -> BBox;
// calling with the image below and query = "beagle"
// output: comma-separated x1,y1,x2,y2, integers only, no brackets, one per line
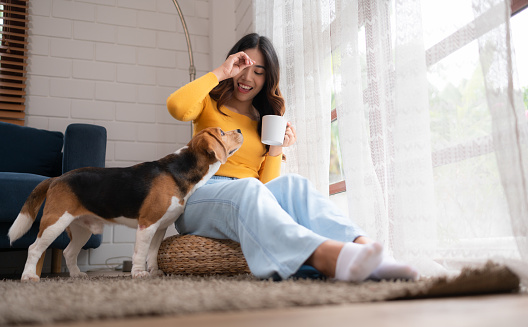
8,127,243,282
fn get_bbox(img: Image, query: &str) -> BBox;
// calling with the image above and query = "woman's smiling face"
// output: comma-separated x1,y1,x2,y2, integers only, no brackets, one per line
231,48,266,103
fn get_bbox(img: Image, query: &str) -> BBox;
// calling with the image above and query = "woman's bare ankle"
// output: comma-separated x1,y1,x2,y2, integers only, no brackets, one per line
306,240,344,278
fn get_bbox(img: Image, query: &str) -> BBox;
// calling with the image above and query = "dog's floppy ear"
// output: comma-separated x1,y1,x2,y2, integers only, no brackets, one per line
192,127,229,164
207,140,227,164
203,128,228,164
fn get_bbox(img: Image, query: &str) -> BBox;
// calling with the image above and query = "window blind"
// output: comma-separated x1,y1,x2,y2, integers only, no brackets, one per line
0,0,28,126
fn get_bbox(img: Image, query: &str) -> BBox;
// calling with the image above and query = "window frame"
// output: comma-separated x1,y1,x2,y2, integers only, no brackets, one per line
512,0,528,14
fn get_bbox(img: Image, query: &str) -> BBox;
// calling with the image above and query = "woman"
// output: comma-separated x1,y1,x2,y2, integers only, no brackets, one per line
167,33,417,281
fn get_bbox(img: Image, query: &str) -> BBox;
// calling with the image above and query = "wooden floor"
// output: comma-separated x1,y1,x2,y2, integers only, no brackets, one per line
39,293,527,327
7,270,527,327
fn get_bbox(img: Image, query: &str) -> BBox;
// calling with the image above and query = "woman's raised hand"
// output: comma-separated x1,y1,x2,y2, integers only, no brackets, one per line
212,51,255,82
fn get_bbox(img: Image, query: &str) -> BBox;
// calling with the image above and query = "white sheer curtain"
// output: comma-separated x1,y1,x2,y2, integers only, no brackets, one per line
255,0,528,281
331,0,440,274
255,0,332,195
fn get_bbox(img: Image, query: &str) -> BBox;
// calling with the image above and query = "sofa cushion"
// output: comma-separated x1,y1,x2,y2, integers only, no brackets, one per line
0,172,48,223
0,122,63,177
0,223,103,249
0,171,103,249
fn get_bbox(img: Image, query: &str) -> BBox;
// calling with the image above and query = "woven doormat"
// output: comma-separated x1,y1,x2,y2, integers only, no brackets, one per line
0,261,520,325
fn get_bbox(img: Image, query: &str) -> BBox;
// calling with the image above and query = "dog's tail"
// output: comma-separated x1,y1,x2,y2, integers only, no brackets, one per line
8,178,55,245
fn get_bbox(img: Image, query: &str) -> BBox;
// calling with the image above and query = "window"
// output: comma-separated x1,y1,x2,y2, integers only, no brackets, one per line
329,110,346,193
511,2,528,112
0,0,28,126
328,0,528,196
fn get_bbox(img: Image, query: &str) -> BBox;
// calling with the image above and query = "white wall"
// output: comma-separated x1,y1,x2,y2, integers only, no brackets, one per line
235,0,254,39
9,0,251,273
26,0,205,168
210,0,236,70
210,0,255,70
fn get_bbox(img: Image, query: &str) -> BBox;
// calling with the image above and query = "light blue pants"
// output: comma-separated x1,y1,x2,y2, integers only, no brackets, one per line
175,174,366,279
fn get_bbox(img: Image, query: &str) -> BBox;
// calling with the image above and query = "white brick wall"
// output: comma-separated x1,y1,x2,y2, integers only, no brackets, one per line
235,0,254,39
210,0,254,69
10,0,242,274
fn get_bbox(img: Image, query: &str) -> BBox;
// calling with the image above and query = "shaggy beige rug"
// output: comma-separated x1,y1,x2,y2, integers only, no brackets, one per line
0,261,520,325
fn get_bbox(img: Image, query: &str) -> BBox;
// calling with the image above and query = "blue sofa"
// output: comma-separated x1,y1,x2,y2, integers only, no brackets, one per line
0,122,107,274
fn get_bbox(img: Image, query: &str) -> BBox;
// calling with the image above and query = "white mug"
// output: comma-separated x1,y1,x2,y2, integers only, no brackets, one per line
261,115,287,146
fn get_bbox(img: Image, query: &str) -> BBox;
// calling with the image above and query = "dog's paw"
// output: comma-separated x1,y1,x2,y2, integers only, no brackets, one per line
70,271,88,279
21,272,40,282
131,269,150,279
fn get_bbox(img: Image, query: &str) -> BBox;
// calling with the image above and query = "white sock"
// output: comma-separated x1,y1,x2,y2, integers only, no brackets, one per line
369,255,419,281
334,242,383,282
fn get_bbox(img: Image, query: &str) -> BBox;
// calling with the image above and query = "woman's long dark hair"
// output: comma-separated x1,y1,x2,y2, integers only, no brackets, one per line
209,33,285,142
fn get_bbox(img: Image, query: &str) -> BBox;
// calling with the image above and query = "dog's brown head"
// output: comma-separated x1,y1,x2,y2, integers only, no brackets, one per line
190,127,243,164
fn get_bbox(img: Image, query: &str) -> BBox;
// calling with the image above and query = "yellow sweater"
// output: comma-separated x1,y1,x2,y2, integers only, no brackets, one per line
166,72,281,184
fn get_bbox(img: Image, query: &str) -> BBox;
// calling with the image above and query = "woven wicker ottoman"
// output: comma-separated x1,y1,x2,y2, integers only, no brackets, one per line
157,234,251,276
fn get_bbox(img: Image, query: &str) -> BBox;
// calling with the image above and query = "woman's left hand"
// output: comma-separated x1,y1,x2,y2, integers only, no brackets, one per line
269,122,296,156
282,122,296,147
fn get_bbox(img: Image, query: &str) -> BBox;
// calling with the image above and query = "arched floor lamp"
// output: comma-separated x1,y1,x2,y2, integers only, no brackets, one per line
171,0,196,138
171,0,196,82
